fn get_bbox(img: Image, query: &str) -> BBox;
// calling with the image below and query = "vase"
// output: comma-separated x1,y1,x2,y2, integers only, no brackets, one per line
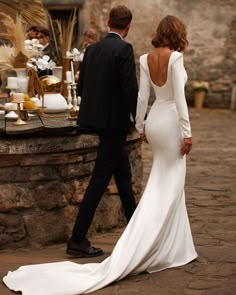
194,91,205,109
14,68,29,94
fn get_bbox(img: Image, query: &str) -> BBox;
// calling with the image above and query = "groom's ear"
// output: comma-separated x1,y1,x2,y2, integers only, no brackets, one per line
126,23,131,31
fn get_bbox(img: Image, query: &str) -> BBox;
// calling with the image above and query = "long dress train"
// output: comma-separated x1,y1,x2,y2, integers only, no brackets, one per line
3,51,197,295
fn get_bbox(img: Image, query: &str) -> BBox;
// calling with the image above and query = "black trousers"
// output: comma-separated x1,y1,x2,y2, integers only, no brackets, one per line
71,130,137,242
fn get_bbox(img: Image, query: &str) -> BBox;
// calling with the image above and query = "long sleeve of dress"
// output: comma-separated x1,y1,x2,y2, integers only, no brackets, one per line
172,55,191,138
135,56,151,133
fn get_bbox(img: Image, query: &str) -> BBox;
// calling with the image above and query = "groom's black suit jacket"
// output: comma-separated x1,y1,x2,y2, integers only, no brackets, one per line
77,33,138,132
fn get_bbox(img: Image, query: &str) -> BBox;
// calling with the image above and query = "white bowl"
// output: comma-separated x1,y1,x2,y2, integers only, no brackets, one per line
43,93,68,113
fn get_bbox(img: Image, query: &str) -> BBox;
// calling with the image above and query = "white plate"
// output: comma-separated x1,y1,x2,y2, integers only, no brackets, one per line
5,111,18,119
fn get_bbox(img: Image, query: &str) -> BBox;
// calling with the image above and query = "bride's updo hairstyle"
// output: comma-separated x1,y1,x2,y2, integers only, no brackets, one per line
152,15,188,52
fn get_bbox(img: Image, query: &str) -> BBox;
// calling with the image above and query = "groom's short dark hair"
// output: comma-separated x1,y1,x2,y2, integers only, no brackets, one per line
108,5,132,30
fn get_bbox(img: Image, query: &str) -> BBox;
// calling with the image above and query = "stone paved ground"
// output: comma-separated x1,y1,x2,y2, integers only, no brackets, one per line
0,108,236,295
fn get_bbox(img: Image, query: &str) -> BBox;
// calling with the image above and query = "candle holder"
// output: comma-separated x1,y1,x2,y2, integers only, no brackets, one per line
71,83,79,111
7,87,18,96
6,86,19,108
12,101,26,125
64,80,73,109
37,93,47,116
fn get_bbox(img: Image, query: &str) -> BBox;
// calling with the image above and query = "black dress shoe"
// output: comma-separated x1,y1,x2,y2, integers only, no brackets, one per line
66,238,104,258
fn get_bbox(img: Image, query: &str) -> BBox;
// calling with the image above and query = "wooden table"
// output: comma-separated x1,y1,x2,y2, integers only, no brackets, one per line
0,110,78,136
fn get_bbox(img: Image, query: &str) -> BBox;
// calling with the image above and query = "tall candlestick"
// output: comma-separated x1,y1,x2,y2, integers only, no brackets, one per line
71,83,78,110
71,61,75,83
66,71,72,83
13,102,26,125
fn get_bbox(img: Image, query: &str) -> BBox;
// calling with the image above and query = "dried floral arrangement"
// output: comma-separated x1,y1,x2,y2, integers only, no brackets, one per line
0,0,46,71
48,9,78,66
0,0,46,27
0,13,40,71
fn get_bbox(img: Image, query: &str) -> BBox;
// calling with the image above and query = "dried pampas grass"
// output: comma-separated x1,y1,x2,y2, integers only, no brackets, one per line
0,14,40,70
0,13,26,55
48,9,77,65
0,0,46,27
0,45,15,71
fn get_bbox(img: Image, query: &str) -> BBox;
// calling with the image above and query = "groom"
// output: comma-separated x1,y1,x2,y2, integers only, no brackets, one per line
67,5,138,257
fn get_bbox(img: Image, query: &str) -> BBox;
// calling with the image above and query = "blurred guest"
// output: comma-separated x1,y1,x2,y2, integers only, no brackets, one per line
36,27,57,76
74,28,100,81
26,26,39,40
81,28,100,51
37,27,57,62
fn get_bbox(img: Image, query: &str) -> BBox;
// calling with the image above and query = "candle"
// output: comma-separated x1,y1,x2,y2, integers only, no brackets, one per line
13,92,24,103
66,71,72,83
7,77,18,89
17,77,29,93
71,61,75,83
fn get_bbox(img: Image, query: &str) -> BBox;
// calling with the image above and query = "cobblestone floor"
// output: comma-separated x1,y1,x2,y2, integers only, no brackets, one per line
0,108,235,295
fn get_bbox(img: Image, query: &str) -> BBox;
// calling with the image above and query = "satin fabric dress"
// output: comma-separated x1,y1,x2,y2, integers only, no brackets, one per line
3,51,197,295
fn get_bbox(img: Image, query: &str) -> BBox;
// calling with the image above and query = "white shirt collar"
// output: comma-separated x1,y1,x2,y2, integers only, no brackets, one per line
109,31,123,39
41,43,49,51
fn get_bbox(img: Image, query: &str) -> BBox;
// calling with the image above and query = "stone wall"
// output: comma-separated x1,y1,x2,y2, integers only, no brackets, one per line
81,0,236,108
0,132,142,249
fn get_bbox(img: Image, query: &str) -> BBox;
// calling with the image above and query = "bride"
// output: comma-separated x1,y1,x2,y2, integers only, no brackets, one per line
3,15,197,295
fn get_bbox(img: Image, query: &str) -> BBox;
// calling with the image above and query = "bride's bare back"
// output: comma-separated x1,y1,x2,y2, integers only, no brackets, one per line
147,48,173,87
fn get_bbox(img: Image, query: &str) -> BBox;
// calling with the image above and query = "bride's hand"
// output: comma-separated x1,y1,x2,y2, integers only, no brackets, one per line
181,137,192,155
140,132,148,143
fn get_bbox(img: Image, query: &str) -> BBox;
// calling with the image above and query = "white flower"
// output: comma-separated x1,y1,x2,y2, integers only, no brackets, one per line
66,48,84,62
192,81,209,92
31,38,40,46
42,55,50,62
27,55,56,71
24,39,43,51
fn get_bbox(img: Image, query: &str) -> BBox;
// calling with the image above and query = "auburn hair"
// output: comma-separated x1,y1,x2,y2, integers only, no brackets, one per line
152,15,188,52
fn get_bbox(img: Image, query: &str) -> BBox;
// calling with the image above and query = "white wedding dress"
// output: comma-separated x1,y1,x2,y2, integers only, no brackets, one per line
3,51,197,295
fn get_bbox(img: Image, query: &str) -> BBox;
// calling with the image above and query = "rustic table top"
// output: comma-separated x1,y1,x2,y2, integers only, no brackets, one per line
0,111,78,136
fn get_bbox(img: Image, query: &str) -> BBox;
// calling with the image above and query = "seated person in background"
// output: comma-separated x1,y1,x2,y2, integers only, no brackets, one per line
36,27,58,77
26,26,39,40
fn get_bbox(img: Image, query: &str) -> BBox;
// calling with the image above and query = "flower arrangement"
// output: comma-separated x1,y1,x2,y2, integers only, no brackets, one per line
66,48,84,62
192,81,209,92
27,55,56,73
0,13,40,71
24,38,43,51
